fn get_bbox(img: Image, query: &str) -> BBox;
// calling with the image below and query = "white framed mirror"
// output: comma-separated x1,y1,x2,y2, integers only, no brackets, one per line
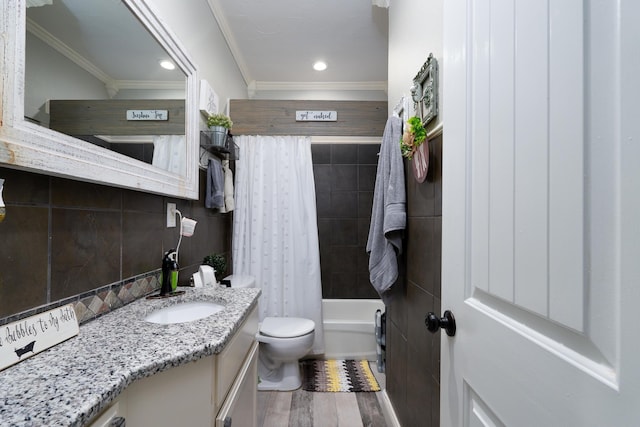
0,0,199,199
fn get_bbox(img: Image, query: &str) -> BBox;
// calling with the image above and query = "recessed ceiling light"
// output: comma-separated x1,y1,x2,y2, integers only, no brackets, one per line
159,60,175,70
313,61,327,71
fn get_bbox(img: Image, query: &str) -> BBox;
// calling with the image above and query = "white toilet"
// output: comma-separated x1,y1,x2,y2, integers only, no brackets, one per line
224,274,316,391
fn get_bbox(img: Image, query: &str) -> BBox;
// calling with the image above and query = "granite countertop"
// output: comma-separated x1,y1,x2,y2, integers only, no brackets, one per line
0,286,261,427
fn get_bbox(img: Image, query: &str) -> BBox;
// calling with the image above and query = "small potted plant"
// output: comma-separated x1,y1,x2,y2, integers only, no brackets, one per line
206,113,233,147
202,253,227,281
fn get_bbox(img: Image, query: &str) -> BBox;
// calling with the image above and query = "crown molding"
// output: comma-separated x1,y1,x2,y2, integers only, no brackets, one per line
253,81,388,92
206,0,252,85
115,80,185,90
26,18,112,84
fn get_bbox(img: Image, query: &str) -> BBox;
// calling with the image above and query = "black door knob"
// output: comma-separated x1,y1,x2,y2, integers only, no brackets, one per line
425,310,456,336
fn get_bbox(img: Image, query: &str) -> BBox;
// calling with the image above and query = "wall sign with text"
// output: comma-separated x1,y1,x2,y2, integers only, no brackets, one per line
0,304,79,372
126,110,169,121
295,111,337,121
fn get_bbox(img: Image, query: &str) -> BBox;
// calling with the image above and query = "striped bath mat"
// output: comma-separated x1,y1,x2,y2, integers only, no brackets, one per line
301,359,381,392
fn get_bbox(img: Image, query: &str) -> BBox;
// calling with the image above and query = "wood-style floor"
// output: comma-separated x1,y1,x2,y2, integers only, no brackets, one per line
257,363,388,427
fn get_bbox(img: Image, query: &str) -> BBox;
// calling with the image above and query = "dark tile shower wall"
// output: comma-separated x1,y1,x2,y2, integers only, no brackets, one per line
0,165,232,322
386,135,443,427
312,143,380,299
312,137,442,425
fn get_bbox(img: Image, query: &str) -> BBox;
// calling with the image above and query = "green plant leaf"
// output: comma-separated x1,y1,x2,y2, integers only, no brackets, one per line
207,113,233,129
202,253,227,278
407,116,426,143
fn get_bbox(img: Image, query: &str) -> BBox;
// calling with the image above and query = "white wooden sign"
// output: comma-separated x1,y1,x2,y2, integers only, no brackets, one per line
126,110,169,120
0,304,79,372
199,79,219,116
295,111,337,121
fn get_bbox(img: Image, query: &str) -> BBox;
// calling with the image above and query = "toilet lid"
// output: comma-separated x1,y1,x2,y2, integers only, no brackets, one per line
260,317,315,338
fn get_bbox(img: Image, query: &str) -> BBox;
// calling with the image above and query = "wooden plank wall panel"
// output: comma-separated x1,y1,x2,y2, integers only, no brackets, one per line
229,100,387,136
49,99,185,135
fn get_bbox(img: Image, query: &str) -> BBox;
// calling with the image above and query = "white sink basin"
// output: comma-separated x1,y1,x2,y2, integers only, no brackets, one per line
144,301,224,324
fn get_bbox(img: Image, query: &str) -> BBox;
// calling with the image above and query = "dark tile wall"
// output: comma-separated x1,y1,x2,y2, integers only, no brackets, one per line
386,135,443,426
312,143,380,299
0,165,232,321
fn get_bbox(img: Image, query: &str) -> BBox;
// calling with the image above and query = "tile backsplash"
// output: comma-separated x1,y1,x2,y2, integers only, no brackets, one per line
0,271,160,327
0,165,232,325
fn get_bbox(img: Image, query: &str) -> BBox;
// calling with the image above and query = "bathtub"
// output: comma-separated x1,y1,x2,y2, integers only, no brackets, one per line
321,299,385,361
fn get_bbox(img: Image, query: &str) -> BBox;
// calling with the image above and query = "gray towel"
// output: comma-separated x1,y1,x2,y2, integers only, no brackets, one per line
206,157,225,209
366,116,406,301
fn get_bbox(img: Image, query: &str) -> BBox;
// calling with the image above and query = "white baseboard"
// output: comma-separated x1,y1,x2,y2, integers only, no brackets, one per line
378,389,402,427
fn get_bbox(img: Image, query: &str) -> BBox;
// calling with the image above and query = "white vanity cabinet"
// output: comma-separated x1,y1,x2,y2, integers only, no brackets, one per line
87,306,258,427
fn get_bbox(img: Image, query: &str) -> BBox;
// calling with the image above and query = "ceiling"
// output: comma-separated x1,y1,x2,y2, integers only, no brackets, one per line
26,0,185,86
210,0,389,93
25,0,389,97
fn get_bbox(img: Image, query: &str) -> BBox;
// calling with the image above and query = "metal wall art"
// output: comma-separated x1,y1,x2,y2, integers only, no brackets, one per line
410,53,439,126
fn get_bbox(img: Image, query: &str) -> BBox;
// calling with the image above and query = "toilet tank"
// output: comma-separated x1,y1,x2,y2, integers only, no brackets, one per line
223,274,256,288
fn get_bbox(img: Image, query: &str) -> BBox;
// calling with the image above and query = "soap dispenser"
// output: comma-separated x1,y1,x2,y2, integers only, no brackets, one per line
160,249,178,296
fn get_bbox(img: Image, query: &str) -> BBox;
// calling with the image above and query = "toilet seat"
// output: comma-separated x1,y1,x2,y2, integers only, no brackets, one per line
260,317,315,338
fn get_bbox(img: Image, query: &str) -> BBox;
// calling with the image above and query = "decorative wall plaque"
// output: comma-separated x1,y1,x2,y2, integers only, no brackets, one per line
295,111,337,121
410,53,439,126
199,79,219,116
126,110,169,120
0,304,79,371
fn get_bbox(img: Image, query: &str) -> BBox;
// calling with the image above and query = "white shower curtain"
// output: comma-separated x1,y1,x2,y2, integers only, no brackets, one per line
152,135,186,176
232,135,324,354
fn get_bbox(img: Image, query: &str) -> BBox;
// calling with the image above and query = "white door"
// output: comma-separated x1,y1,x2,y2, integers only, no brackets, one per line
441,0,640,425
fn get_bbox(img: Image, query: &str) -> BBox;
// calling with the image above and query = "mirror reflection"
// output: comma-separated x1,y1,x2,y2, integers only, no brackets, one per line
25,0,187,176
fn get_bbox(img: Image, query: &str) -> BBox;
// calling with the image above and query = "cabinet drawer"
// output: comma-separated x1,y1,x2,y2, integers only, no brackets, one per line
86,396,127,427
215,305,258,409
216,341,258,427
